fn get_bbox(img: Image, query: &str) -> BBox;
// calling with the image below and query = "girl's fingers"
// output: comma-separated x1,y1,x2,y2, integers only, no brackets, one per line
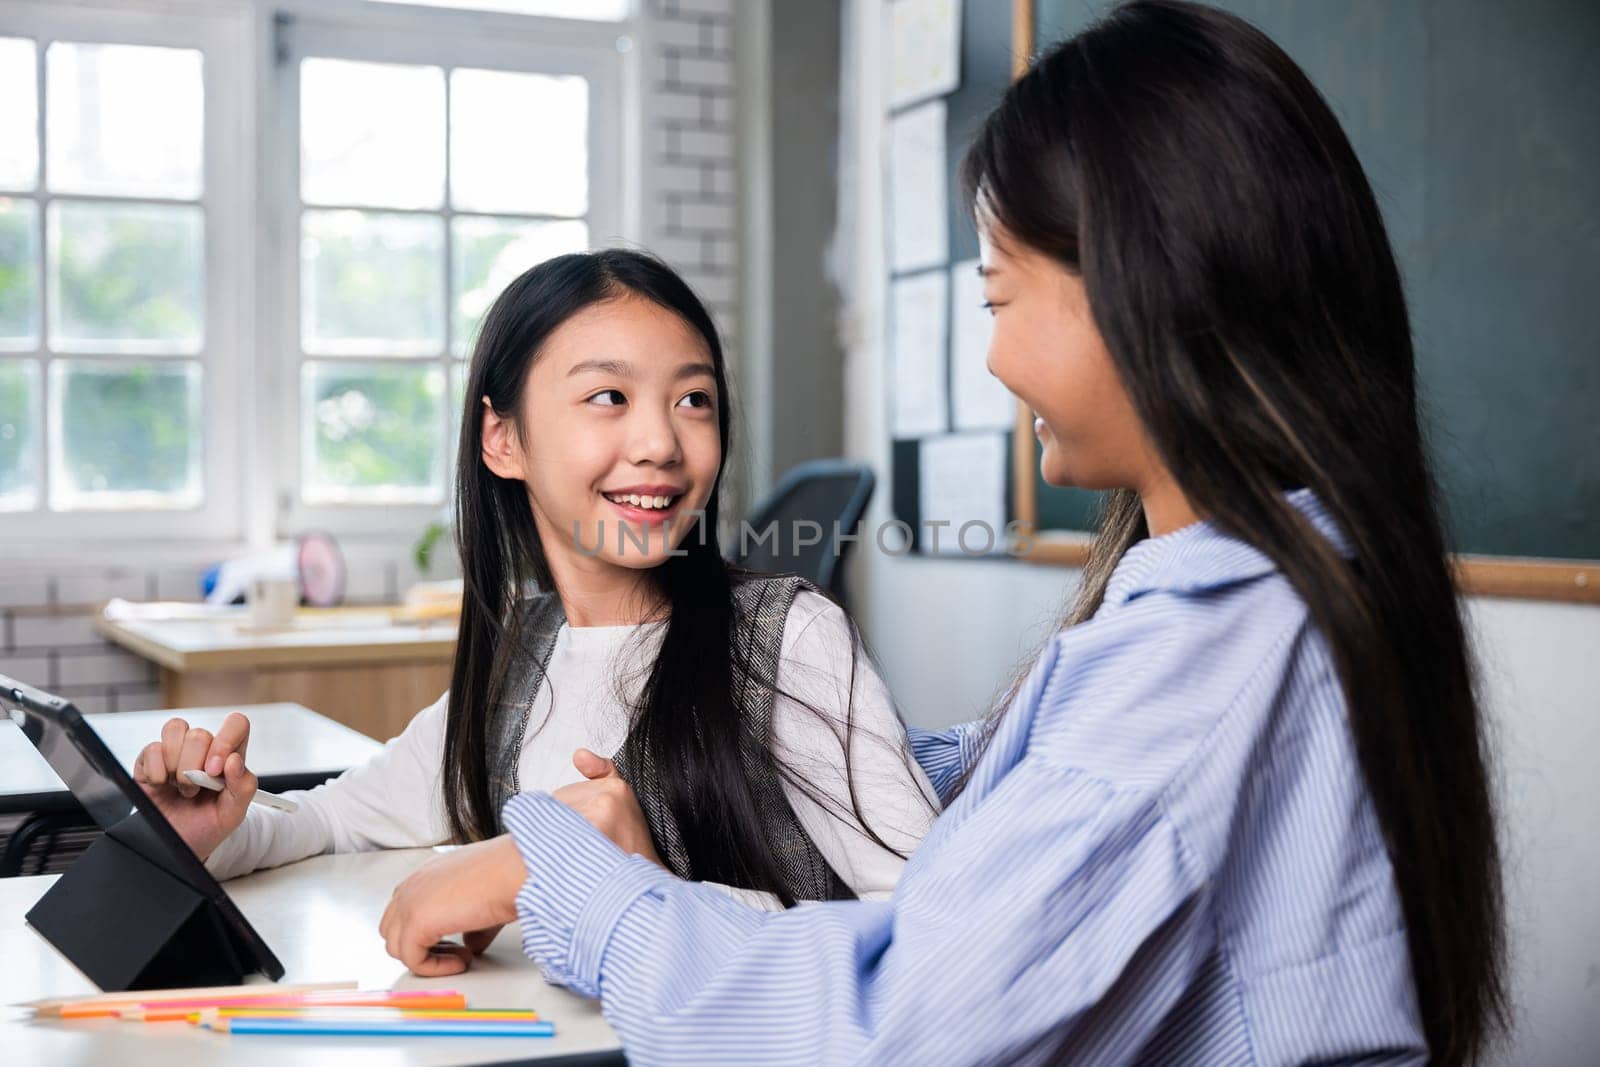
205,712,252,776
572,748,617,780
135,741,167,786
160,717,190,776
176,727,214,797
216,752,257,826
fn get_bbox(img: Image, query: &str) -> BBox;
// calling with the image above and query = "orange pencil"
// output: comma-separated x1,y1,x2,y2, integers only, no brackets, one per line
45,981,358,1019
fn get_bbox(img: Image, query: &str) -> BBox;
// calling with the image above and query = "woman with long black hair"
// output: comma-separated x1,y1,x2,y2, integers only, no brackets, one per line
382,3,1507,1062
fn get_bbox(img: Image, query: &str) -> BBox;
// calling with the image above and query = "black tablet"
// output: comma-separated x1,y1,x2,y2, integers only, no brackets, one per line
1,674,284,984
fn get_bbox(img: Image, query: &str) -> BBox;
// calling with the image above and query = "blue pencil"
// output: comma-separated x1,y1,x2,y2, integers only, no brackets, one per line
210,1017,557,1037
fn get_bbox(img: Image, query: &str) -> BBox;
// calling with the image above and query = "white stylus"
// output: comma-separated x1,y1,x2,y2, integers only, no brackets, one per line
182,769,300,813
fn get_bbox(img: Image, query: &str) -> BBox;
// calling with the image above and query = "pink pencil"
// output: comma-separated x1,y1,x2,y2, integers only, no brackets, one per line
128,988,463,1012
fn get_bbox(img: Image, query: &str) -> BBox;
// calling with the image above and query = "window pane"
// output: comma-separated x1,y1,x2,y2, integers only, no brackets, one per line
51,359,201,510
301,59,445,210
450,69,588,216
49,200,204,354
452,216,587,355
0,39,39,191
302,210,444,356
0,360,39,511
46,42,203,199
366,0,629,19
303,361,444,504
0,198,39,350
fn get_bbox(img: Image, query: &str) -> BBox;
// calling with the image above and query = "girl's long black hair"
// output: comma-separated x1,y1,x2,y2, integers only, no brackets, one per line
961,2,1505,1061
443,249,919,907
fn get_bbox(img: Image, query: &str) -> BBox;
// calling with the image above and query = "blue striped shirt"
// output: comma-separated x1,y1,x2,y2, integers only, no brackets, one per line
503,490,1426,1065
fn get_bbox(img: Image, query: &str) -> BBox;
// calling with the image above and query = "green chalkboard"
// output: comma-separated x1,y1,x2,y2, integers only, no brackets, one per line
1027,0,1599,561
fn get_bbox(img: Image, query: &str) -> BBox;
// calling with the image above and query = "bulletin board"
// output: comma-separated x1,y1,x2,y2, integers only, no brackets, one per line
883,0,1023,557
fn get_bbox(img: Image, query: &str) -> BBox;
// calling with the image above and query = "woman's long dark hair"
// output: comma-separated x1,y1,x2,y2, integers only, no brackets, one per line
961,2,1505,1060
443,249,916,906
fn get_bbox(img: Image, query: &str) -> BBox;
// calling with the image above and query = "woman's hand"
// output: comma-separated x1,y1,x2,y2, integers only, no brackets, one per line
380,836,524,977
132,713,256,861
552,749,665,868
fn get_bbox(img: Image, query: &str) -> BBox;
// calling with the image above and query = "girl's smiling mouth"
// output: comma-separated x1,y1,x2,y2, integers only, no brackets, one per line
601,484,687,524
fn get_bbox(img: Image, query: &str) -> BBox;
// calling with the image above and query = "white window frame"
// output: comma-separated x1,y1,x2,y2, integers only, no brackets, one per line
266,0,633,541
0,0,253,552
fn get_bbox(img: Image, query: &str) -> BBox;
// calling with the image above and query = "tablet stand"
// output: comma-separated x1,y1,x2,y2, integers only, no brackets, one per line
26,827,244,991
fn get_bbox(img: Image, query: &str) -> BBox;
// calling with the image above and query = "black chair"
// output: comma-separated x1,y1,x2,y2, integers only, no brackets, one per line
0,810,102,877
732,459,875,598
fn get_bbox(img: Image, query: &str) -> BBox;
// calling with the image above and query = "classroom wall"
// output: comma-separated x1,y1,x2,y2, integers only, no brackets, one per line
835,2,1600,1062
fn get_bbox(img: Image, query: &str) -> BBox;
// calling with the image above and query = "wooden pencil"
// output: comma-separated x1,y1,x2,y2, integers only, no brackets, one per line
121,992,468,1022
20,980,358,1018
205,1016,557,1037
191,1007,540,1024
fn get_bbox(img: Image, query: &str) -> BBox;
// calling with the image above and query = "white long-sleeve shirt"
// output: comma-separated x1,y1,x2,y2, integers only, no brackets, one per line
205,591,939,910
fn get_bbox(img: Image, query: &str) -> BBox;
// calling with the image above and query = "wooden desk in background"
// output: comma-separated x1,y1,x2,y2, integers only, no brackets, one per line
94,609,456,741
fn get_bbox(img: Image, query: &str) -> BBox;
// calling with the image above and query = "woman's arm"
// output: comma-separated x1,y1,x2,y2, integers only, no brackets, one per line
497,760,1206,1063
204,693,453,880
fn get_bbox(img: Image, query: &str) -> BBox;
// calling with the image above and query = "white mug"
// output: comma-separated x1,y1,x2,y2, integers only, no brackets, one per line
248,577,299,629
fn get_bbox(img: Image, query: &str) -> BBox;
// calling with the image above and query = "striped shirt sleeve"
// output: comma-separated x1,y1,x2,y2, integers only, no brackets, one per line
906,720,983,804
503,755,1210,1064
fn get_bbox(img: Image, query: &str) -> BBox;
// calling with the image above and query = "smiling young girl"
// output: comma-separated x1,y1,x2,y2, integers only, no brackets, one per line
135,250,937,930
382,3,1506,1063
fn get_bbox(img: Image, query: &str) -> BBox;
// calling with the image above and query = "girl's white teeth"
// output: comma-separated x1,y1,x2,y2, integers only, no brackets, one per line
607,493,675,509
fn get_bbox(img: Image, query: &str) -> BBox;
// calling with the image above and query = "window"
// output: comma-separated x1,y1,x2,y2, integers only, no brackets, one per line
273,10,624,536
0,0,629,547
0,2,248,542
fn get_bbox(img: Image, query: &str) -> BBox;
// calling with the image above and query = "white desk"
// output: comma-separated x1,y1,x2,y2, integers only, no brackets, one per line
1,848,625,1065
1,704,384,815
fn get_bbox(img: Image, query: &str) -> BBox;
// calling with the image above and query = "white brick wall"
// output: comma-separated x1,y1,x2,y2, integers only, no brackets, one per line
643,0,740,352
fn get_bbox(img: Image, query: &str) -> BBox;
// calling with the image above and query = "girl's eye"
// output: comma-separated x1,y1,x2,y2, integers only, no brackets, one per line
587,389,626,407
677,390,713,410
981,300,998,316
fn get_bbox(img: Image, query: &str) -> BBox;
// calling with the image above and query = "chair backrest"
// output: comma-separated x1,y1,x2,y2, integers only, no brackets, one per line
0,810,101,878
733,460,876,597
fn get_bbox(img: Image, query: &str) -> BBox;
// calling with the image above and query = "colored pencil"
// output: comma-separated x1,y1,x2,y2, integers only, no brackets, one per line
26,981,357,1018
191,1007,539,1023
121,991,466,1022
205,1016,557,1037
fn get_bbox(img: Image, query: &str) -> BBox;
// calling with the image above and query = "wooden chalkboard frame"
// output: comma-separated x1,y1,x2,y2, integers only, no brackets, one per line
1005,0,1598,604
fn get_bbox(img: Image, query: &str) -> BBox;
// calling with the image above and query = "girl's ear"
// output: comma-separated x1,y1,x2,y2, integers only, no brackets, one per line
480,398,526,481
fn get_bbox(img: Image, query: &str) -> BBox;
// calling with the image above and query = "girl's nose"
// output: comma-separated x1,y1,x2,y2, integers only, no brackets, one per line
627,409,682,467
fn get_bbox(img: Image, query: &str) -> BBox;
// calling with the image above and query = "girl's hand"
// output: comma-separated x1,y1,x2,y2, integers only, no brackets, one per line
552,749,665,868
380,836,524,977
132,713,256,861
